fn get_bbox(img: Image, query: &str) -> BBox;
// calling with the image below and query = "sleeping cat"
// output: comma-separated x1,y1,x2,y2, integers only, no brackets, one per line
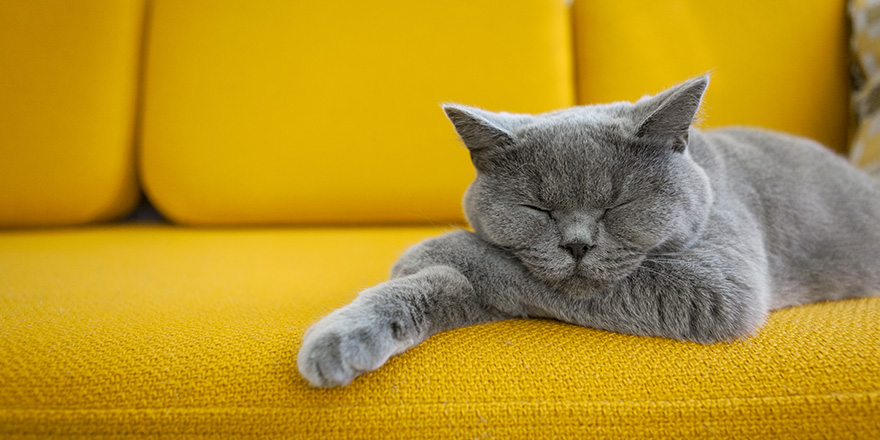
298,75,880,387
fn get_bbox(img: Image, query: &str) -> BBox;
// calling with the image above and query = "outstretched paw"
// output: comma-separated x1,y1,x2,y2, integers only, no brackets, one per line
297,307,413,387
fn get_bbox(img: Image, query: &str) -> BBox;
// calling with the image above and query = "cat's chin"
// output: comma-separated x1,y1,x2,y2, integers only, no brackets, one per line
556,262,643,296
544,275,614,296
520,261,627,295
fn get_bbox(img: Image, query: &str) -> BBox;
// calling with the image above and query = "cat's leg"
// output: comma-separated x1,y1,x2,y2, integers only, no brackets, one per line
297,265,497,387
526,248,771,344
297,231,529,387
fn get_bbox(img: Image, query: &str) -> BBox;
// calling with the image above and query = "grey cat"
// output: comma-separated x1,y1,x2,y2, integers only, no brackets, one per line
298,75,880,387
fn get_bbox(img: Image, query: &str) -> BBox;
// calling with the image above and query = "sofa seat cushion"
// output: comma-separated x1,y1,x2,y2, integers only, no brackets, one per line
1,226,878,438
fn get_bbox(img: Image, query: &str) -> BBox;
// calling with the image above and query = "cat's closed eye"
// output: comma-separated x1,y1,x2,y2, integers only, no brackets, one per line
607,200,635,213
520,204,552,215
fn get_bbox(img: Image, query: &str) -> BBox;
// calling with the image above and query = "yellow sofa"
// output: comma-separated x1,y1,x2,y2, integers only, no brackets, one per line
2,0,878,438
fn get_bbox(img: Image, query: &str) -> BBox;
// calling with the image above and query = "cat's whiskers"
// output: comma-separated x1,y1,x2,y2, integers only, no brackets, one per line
642,258,699,267
644,250,689,258
635,265,691,286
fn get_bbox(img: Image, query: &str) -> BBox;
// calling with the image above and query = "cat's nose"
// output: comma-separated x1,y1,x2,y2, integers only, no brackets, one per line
563,242,592,260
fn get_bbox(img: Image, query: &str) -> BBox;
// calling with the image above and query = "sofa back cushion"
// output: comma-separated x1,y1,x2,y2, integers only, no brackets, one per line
572,0,850,153
0,0,143,227
141,0,574,225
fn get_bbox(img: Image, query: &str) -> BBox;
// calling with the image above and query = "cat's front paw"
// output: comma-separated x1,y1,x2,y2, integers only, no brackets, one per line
297,307,411,387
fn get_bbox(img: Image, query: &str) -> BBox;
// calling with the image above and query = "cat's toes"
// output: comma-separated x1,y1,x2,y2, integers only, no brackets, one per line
297,331,356,387
297,311,398,387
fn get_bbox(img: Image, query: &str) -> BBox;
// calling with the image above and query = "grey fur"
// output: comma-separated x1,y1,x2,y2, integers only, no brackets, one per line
298,75,880,387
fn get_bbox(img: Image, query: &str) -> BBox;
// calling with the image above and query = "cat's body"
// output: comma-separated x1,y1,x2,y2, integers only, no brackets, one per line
693,128,880,309
298,76,880,387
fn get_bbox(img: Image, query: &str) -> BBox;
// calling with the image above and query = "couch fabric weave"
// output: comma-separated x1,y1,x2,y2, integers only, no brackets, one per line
2,0,878,437
2,227,878,438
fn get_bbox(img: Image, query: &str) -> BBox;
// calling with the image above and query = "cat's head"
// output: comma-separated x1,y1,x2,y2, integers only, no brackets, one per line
443,75,714,294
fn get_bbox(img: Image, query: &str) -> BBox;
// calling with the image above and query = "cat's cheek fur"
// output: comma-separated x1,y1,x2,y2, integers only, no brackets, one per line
657,153,714,249
602,211,664,251
515,245,576,283
464,182,552,250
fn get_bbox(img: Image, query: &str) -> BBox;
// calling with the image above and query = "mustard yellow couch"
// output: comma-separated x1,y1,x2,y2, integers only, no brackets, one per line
2,1,878,438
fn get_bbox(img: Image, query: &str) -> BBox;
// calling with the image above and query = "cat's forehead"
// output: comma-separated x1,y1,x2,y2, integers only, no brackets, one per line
492,103,647,202
541,101,633,122
515,103,636,152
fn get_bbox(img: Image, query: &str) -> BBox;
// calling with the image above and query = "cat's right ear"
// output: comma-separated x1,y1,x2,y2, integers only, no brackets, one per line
442,104,530,171
445,103,530,147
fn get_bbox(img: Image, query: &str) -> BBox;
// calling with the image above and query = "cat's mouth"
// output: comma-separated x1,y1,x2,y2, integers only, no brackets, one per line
518,250,645,295
510,244,646,295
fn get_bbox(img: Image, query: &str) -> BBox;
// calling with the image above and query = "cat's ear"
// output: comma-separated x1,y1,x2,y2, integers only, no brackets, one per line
635,75,709,153
442,104,528,153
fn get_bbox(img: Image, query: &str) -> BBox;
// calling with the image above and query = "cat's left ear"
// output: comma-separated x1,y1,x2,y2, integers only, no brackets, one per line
635,75,709,153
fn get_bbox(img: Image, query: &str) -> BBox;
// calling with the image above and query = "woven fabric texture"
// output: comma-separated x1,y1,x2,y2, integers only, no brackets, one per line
2,226,878,438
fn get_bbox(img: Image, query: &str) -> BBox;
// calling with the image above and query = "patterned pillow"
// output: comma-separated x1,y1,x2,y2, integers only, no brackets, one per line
850,0,880,176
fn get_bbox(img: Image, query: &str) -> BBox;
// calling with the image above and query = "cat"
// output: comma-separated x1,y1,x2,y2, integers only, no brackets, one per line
297,75,880,387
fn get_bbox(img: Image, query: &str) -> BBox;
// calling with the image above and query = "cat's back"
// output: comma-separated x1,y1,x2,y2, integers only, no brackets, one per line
699,127,880,217
692,127,880,308
699,127,871,191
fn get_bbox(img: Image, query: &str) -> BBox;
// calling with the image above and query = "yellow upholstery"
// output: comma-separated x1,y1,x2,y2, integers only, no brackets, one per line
3,1,877,438
0,0,142,227
572,0,850,153
1,226,878,438
141,0,574,225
